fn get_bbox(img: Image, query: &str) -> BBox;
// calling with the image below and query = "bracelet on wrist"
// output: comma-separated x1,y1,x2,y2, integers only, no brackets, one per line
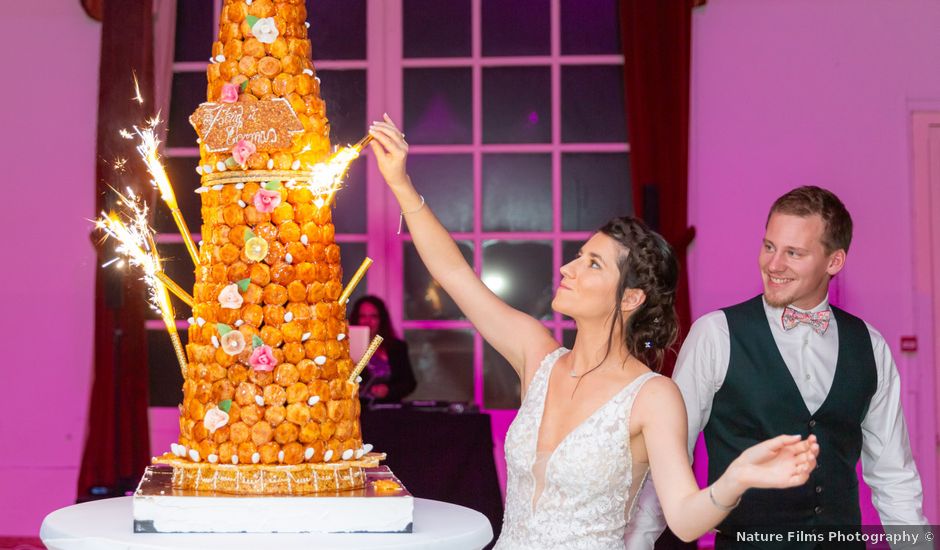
397,194,426,235
708,484,741,512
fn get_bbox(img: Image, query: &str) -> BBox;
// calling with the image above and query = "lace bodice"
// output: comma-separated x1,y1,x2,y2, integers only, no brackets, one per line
495,348,659,550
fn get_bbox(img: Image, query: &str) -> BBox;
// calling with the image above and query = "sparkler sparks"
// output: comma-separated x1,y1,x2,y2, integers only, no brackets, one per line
132,70,145,105
94,191,190,374
287,134,374,207
130,116,202,267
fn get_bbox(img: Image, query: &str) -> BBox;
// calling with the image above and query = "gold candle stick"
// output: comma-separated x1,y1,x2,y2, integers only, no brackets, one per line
352,133,374,152
348,335,383,384
169,208,201,267
156,283,188,376
338,257,373,305
155,271,194,307
167,329,188,377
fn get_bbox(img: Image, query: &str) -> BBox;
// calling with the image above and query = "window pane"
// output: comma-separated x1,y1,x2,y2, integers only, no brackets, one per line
562,153,632,231
160,242,197,308
561,65,627,143
404,241,474,320
483,67,551,144
333,160,367,234
167,72,206,148
339,241,368,308
174,0,214,62
307,0,366,60
406,154,473,232
482,240,553,319
562,240,584,265
149,329,186,407
155,156,202,236
561,0,620,55
482,0,550,57
405,329,475,402
482,154,551,232
318,69,367,147
560,241,585,322
403,0,471,58
404,68,473,144
484,342,520,409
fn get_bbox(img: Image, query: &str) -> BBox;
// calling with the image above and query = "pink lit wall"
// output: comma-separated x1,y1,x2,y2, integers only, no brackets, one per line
688,0,940,523
0,1,100,537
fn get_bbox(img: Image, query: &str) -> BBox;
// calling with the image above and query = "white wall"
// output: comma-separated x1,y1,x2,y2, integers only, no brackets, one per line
689,0,940,523
0,1,100,536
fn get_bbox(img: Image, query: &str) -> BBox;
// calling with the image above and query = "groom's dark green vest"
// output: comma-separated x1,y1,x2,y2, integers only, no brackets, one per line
705,295,876,548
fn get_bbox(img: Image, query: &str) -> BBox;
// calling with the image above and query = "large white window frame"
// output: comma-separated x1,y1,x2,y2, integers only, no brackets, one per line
151,0,628,414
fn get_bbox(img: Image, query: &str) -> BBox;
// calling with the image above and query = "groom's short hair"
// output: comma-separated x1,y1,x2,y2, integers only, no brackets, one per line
767,186,853,254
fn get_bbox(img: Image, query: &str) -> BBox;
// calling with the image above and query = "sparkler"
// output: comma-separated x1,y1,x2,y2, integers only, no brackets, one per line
288,134,374,208
338,257,373,306
95,193,191,374
133,119,201,267
348,335,383,384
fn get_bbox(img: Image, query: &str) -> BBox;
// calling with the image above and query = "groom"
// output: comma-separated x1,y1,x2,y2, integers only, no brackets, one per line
628,186,926,549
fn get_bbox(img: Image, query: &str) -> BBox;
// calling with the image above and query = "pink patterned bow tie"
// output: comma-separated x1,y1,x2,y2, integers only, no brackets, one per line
781,307,831,334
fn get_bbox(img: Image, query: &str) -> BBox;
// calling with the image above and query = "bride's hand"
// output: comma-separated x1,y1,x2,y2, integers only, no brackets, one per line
369,114,410,188
731,434,819,489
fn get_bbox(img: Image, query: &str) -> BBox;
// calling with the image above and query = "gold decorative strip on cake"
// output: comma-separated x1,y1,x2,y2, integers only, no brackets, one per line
153,452,385,495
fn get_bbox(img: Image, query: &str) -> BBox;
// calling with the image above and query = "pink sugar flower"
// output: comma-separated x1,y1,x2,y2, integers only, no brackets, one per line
220,83,239,103
231,139,256,167
249,344,277,372
253,189,282,213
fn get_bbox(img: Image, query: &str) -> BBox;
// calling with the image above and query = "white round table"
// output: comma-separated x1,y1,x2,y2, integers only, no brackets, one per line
40,496,494,550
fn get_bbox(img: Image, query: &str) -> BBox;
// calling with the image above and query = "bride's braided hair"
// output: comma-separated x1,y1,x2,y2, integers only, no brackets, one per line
599,217,680,371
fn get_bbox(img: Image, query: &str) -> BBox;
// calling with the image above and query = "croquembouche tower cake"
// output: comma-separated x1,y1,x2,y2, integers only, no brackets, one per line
150,0,383,496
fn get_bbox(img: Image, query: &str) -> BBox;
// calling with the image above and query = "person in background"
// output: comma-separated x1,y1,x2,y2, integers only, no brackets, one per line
350,295,418,403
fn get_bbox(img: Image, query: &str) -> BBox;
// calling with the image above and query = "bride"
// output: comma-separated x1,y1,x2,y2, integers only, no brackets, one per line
368,115,819,549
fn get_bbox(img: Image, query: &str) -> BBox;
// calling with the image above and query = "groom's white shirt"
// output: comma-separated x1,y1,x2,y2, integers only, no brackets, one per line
625,295,926,548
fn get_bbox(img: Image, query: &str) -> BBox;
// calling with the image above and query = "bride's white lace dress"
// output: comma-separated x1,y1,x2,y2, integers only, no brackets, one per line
495,347,660,550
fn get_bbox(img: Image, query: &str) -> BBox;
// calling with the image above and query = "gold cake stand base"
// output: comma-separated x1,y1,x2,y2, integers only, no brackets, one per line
152,452,386,495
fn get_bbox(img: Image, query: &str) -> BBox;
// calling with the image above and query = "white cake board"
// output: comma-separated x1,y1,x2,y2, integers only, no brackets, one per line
133,464,413,533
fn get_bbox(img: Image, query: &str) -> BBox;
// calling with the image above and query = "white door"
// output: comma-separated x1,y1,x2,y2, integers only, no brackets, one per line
911,110,940,522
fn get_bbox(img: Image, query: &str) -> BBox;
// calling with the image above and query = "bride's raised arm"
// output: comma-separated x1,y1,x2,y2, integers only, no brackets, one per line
368,115,557,381
633,376,819,542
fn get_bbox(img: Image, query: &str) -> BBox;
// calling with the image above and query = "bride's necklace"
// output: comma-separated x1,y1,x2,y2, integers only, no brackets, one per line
568,353,633,379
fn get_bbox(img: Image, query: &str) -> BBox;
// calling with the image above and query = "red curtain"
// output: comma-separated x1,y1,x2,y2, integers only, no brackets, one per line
620,0,701,378
77,0,155,499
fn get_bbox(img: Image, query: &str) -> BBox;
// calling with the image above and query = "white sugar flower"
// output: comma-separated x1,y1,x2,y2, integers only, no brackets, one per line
252,17,279,44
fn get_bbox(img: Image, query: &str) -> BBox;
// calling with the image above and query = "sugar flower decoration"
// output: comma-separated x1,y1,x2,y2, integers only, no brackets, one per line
220,83,239,103
203,407,230,433
249,344,277,372
221,330,246,355
253,189,282,213
218,283,244,309
252,17,279,44
245,236,269,262
231,139,256,167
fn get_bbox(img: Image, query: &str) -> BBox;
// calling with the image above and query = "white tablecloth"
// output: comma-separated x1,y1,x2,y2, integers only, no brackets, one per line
40,496,494,550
